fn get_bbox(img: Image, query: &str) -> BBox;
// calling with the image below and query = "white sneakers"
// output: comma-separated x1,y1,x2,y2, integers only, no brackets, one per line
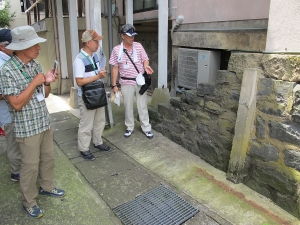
144,131,153,139
124,130,133,138
124,130,153,139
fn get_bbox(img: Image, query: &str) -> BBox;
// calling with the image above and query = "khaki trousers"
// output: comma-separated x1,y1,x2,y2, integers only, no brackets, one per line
16,128,54,208
78,97,106,152
122,84,151,132
4,123,21,174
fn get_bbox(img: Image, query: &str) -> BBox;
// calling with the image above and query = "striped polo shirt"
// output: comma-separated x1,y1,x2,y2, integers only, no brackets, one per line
109,42,149,86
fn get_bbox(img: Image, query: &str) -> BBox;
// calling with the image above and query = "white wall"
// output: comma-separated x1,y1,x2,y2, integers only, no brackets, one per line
8,0,27,28
174,0,270,23
265,0,300,52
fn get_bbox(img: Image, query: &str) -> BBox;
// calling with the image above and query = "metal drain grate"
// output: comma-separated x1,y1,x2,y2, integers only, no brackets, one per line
113,185,199,225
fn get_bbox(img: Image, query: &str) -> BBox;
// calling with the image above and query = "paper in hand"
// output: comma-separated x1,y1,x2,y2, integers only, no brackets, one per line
114,92,120,106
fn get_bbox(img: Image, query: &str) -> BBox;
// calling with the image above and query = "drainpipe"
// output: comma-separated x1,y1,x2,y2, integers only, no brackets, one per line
170,15,184,96
107,0,113,86
170,15,184,41
85,0,90,29
51,0,61,94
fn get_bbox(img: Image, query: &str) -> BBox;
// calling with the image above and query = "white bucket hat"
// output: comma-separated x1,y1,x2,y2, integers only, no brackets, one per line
6,26,46,51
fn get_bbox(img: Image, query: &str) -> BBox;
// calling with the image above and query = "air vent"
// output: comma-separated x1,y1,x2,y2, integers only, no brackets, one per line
178,48,220,89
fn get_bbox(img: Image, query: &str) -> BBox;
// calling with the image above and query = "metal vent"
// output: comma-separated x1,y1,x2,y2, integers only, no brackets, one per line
113,185,199,225
178,49,199,89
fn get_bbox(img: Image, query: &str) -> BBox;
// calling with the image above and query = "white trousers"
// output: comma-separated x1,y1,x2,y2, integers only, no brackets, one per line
121,84,151,132
78,97,106,152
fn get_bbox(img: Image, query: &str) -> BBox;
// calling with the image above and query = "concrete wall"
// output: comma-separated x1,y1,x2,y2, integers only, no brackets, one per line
116,0,271,23
8,0,27,28
265,0,300,52
174,0,270,23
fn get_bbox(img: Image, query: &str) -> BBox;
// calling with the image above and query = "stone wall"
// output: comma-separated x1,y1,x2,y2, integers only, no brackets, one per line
244,55,300,218
149,52,300,218
149,70,241,171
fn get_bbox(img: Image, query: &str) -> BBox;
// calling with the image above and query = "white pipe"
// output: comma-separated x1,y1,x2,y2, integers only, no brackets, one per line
171,15,184,41
51,0,61,94
24,0,42,13
85,0,90,29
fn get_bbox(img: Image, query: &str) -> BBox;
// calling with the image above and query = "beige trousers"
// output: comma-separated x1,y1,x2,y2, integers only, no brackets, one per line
16,128,55,208
78,96,106,152
122,84,151,132
4,123,21,174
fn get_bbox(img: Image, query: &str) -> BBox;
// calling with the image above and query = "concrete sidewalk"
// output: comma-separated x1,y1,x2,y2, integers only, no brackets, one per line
0,92,299,225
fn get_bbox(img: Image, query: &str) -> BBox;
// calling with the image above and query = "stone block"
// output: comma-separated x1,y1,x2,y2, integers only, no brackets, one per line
157,103,178,121
269,121,300,146
255,115,266,139
262,54,300,82
197,83,216,97
248,140,279,162
215,70,240,86
69,87,78,109
227,52,263,80
148,106,163,123
251,161,296,195
204,101,222,115
150,88,171,107
283,149,300,172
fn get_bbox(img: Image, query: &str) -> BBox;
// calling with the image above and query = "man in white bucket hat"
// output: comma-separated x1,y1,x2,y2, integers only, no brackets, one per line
0,26,65,218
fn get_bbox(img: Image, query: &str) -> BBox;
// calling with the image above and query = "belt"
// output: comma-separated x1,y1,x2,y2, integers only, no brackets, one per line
120,77,136,81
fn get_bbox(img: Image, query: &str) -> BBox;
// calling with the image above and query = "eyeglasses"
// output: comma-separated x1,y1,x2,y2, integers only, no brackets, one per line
89,40,99,44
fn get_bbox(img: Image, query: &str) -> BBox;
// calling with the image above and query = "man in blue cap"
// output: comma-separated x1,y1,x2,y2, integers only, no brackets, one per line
109,24,154,139
0,29,21,182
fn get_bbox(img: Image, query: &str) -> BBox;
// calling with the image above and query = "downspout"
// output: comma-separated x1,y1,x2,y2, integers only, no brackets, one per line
51,0,61,94
169,0,172,17
107,0,113,86
85,0,90,29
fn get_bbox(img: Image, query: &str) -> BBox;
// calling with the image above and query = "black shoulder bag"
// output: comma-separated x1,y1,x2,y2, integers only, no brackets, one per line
123,49,151,95
81,54,107,110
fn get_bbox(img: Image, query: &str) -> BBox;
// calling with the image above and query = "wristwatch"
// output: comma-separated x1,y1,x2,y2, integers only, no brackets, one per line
111,85,117,89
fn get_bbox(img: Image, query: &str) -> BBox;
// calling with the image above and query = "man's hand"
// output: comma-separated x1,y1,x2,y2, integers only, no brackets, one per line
144,65,153,75
33,73,47,87
45,68,58,84
98,69,107,79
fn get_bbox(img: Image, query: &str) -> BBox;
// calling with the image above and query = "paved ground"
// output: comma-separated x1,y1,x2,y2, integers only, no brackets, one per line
0,90,299,225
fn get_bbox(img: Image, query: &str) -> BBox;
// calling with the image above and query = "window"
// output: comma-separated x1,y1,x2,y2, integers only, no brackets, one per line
127,0,158,13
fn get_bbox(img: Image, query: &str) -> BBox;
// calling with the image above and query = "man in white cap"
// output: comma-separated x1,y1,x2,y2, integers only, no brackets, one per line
0,26,65,218
0,28,21,182
73,30,110,161
109,24,154,139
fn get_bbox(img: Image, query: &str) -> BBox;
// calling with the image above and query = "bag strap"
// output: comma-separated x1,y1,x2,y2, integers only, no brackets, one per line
123,49,140,74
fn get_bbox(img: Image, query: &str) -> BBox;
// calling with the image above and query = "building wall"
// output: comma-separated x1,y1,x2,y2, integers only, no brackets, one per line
8,0,27,28
265,0,300,52
174,0,270,23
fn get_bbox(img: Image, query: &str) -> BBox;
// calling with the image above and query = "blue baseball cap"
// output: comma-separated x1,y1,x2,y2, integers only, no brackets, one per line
0,29,12,43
